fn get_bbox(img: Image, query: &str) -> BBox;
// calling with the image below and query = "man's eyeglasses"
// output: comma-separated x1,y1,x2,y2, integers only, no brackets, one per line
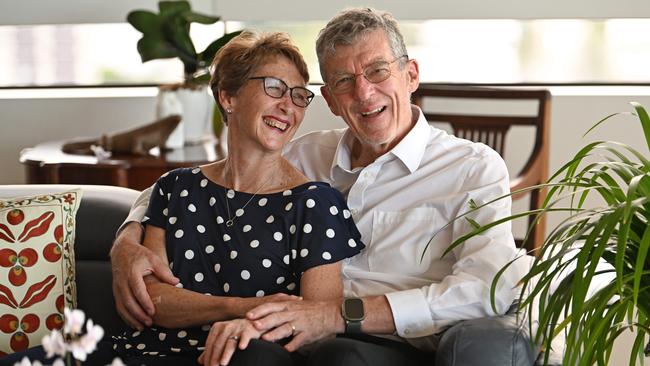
327,55,408,94
248,76,315,108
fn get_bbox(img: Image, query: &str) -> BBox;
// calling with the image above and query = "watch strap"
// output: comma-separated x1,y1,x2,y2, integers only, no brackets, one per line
345,318,363,333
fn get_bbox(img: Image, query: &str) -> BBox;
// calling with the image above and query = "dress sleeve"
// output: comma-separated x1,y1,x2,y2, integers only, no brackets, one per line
142,171,175,229
289,186,365,274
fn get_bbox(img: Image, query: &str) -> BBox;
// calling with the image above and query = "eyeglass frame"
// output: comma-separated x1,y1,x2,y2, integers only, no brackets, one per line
248,76,315,108
326,55,409,95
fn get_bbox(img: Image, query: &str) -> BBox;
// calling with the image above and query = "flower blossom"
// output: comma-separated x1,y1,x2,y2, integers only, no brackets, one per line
63,308,85,335
69,318,104,361
41,329,66,358
14,357,42,366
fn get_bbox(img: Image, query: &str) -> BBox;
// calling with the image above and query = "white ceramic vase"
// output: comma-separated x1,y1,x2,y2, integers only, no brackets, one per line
156,84,214,147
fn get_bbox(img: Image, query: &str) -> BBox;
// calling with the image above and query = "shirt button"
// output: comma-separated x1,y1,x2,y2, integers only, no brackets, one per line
351,208,358,216
404,329,411,335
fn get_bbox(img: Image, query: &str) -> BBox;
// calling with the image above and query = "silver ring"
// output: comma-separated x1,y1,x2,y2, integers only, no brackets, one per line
290,323,296,336
229,335,239,341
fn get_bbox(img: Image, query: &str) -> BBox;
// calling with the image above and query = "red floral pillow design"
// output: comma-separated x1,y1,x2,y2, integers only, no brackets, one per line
0,190,81,356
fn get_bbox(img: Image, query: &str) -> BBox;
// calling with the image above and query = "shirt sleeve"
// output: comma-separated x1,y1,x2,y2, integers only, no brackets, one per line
289,186,365,274
384,150,529,338
142,172,175,230
116,184,154,235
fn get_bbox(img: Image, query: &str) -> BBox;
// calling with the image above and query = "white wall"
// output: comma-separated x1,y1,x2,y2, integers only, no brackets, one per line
3,0,650,25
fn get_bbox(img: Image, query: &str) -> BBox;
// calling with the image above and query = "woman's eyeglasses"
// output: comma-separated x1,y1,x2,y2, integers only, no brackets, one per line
248,76,315,108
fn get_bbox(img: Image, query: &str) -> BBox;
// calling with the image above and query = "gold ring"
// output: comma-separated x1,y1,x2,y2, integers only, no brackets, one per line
290,323,296,336
229,335,239,341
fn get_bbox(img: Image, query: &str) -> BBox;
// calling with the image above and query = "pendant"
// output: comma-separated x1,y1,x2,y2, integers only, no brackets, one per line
226,219,234,227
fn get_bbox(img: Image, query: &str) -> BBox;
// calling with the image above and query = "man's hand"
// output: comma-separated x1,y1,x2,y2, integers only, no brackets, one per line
198,318,262,366
110,222,179,330
236,293,302,316
246,299,343,352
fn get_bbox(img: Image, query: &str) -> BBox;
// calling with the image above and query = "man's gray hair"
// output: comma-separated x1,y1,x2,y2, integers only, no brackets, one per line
316,7,408,81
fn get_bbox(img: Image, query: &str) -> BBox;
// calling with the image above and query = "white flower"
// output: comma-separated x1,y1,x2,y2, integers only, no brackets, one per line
109,357,126,366
41,330,67,358
13,357,42,366
70,343,88,362
69,318,104,361
64,307,85,335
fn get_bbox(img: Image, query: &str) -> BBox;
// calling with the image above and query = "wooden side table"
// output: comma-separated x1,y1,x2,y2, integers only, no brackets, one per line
20,139,226,190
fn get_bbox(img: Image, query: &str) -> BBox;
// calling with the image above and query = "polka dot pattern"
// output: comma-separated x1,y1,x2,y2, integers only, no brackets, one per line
122,169,364,358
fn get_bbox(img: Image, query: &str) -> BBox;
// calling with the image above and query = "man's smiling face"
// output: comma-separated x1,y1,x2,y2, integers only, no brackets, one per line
320,29,419,155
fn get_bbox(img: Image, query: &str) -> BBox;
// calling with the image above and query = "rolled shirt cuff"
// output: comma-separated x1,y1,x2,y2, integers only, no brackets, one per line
117,204,148,236
385,288,435,338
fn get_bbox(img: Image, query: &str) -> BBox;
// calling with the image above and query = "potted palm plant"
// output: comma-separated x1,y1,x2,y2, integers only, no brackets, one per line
127,0,240,146
431,102,650,365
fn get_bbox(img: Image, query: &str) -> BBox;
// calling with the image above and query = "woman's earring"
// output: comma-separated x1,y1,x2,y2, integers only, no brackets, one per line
226,108,232,114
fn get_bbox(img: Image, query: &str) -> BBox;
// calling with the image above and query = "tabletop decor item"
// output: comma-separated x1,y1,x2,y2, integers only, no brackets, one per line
430,102,650,365
61,115,181,157
127,0,240,146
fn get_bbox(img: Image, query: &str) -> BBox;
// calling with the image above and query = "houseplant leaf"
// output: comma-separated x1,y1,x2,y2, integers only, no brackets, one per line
158,0,190,15
199,31,243,65
136,35,178,62
182,11,220,24
126,10,160,34
431,102,650,365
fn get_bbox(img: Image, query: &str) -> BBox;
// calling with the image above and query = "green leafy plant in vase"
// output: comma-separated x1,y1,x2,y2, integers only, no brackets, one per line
431,102,650,365
127,0,240,146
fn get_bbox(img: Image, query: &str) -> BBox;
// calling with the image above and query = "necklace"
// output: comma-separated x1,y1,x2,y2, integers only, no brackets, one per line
224,175,274,227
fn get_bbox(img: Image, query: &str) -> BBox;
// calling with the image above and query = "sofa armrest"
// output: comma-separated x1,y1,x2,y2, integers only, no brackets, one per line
435,307,541,366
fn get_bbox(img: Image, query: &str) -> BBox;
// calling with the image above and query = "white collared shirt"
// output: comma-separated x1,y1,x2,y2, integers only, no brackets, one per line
283,106,529,351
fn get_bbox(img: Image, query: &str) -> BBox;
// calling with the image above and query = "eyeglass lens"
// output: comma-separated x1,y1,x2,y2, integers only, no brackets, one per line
261,77,314,107
330,55,407,93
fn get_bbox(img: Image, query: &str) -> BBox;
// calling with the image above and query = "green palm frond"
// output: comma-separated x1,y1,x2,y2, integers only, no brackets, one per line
428,103,650,365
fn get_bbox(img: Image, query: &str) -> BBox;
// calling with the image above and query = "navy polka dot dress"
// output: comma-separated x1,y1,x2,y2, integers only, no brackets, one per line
112,167,364,359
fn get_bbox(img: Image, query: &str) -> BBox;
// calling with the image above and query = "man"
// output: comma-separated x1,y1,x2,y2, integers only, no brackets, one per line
111,7,529,365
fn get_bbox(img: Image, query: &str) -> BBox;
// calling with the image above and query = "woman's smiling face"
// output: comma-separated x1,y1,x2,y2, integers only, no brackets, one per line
222,55,309,153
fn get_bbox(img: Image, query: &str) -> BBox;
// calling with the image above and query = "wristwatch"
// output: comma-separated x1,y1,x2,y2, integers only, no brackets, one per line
341,297,365,333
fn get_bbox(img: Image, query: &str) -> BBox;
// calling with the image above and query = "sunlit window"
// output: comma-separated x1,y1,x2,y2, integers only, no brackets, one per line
1,19,649,87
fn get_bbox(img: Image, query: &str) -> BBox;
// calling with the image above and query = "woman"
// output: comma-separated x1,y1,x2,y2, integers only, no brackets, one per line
111,31,364,366
3,31,363,366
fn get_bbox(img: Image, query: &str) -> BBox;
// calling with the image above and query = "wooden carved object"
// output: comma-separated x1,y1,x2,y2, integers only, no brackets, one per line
61,115,182,156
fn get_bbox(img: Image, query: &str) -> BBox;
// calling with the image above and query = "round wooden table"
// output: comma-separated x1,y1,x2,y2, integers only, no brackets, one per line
20,139,226,190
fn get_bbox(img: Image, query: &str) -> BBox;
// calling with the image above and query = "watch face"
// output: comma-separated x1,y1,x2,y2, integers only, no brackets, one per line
344,298,365,320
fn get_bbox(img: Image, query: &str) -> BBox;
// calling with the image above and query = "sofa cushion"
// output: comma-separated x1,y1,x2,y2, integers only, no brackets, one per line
0,185,140,337
0,189,82,356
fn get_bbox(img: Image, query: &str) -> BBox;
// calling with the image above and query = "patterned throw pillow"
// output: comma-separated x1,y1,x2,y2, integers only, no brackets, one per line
0,189,82,356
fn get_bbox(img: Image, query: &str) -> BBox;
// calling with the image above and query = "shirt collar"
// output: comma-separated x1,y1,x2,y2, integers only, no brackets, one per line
330,105,431,175
389,105,430,173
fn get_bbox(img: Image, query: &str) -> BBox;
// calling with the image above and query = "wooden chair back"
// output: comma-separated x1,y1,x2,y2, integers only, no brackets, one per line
413,84,551,254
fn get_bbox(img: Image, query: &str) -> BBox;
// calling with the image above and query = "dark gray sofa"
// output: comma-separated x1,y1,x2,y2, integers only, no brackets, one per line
0,184,555,365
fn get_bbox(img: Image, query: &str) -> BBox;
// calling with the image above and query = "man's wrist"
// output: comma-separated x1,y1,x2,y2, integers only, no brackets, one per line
331,300,346,334
110,221,144,258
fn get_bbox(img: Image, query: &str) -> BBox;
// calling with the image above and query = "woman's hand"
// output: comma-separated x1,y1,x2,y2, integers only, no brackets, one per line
198,318,262,366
